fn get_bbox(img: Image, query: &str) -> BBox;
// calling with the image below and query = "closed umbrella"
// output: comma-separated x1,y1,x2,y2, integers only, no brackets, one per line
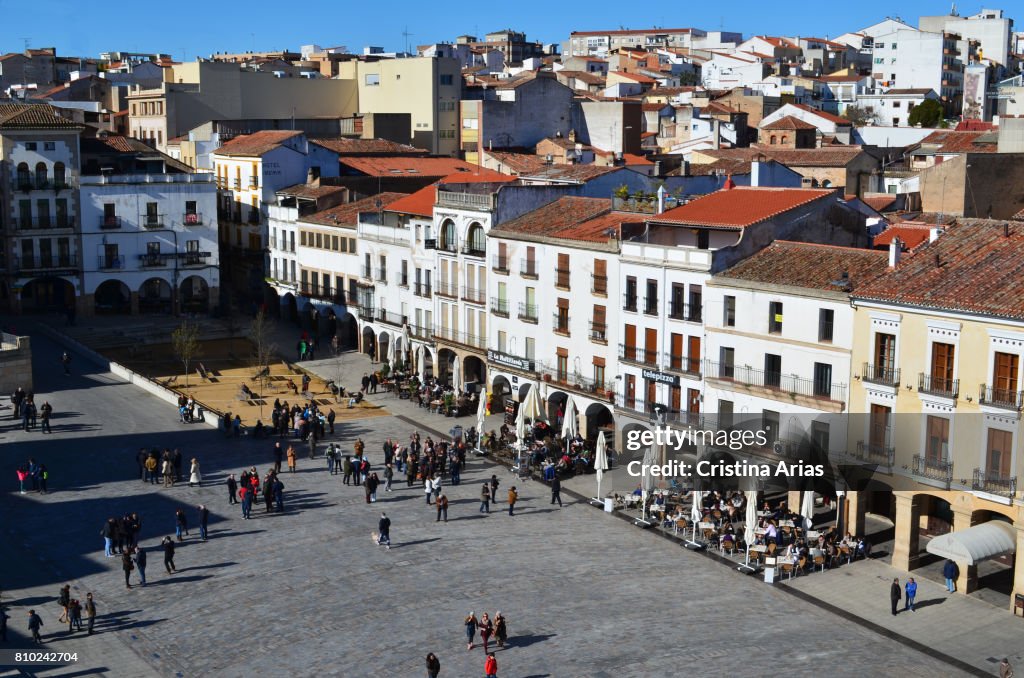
401,324,410,365
386,335,396,366
452,356,461,390
476,391,487,451
561,396,578,439
594,431,609,500
639,446,657,525
740,489,759,571
801,490,816,531
520,384,543,421
689,490,705,547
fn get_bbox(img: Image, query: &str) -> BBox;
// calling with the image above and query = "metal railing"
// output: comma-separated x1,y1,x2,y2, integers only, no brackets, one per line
911,454,953,487
15,216,75,230
589,321,607,342
142,214,165,229
520,259,538,278
491,298,509,316
862,362,900,387
492,255,509,273
705,360,846,402
461,242,486,257
538,364,616,396
591,274,608,295
357,306,375,321
623,293,638,312
98,255,127,270
665,352,701,377
17,254,78,271
918,373,958,399
854,440,895,469
518,302,538,322
668,301,702,322
433,326,486,349
183,212,203,226
619,343,656,366
375,268,388,282
139,254,169,267
408,324,432,340
396,273,409,288
100,216,122,230
182,253,210,266
972,468,1017,497
552,312,570,334
461,286,485,304
360,265,372,279
979,384,1024,410
643,296,659,316
377,310,407,327
414,283,432,298
436,281,458,298
555,268,571,289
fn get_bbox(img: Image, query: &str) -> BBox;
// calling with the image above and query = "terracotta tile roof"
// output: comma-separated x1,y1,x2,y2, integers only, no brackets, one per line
919,130,997,154
610,71,657,84
494,72,541,90
760,115,817,131
214,130,303,157
338,156,481,177
681,158,752,177
622,153,653,165
862,194,898,213
789,103,851,126
384,170,516,217
556,70,607,86
483,151,550,175
701,146,869,168
872,224,932,250
716,241,888,291
541,137,591,151
854,221,1024,320
1012,207,1024,221
302,192,408,228
0,103,84,130
518,164,621,182
310,138,424,155
955,119,996,132
642,102,671,111
755,36,798,48
277,184,349,200
492,196,639,243
654,187,834,228
816,74,866,82
571,28,694,37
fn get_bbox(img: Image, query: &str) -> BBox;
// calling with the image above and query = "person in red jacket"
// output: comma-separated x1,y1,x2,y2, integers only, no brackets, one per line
484,652,497,678
238,485,252,519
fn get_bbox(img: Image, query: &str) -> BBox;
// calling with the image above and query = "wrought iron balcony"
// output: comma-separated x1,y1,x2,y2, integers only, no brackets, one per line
98,255,127,270
589,321,607,342
552,312,570,335
492,255,509,273
100,216,122,230
142,214,166,229
972,468,1017,497
518,302,538,323
979,385,1024,411
705,360,846,402
918,373,958,398
619,343,656,366
911,454,953,487
664,352,701,377
862,362,900,387
414,282,432,298
668,301,702,322
591,274,608,295
854,440,895,470
520,259,538,278
461,286,485,304
491,298,509,317
183,212,203,226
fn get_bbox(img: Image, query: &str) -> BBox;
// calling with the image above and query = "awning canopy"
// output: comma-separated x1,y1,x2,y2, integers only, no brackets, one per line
925,521,1017,566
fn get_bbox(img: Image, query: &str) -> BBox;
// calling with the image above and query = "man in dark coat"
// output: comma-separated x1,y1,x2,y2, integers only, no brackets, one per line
890,577,901,616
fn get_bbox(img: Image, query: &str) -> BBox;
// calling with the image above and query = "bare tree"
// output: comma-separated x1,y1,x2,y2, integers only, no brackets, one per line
172,319,202,387
249,309,277,409
843,105,879,127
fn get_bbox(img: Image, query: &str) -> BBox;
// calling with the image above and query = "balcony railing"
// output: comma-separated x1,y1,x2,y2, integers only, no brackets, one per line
911,454,953,487
461,242,486,257
360,265,372,279
973,468,1017,497
591,274,608,295
16,254,78,272
491,297,509,316
619,343,656,366
643,296,659,316
520,259,538,278
918,373,958,399
589,321,607,342
705,360,847,402
408,323,432,340
436,282,458,298
492,255,509,273
98,255,127,270
538,363,615,397
668,301,702,322
555,268,571,290
862,362,900,387
100,216,122,230
183,212,203,226
518,302,538,323
298,284,351,305
461,286,485,304
613,393,659,417
377,310,408,327
142,214,165,229
414,282,432,298
375,268,388,283
357,306,375,321
139,253,169,267
433,326,486,349
396,273,409,288
979,385,1024,411
665,352,701,377
15,216,75,230
623,293,638,312
182,252,211,266
854,440,895,469
553,312,570,335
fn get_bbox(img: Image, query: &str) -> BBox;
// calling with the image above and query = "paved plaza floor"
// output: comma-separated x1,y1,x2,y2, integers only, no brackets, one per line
0,326,1004,677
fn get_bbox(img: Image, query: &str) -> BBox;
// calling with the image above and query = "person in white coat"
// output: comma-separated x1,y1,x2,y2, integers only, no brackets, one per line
189,458,202,487
424,474,436,505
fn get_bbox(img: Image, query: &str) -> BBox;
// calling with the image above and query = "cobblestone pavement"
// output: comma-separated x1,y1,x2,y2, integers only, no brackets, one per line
0,330,977,677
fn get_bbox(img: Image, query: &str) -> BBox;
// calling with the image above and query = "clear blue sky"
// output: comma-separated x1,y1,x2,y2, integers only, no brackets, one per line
2,1,980,60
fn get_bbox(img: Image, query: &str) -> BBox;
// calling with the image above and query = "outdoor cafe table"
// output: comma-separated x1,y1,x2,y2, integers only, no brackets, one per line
779,520,795,527
749,544,768,553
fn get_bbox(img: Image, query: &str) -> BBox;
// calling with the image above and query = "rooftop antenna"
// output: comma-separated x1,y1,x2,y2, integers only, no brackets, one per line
402,27,414,55
21,37,30,52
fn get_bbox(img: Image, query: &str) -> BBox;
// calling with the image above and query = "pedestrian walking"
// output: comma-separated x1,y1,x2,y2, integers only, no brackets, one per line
550,475,562,507
273,442,284,474
287,445,297,473
84,593,97,635
507,486,518,516
377,512,391,549
145,454,158,484
327,408,335,434
999,658,1014,678
240,485,252,519
425,652,441,678
189,459,202,487
364,473,377,504
121,550,135,589
904,577,917,612
27,610,43,644
465,612,478,650
197,504,209,541
436,493,449,522
134,546,147,586
162,536,176,573
494,611,507,648
175,508,188,541
479,612,494,653
480,482,490,513
227,474,238,504
57,584,71,623
61,351,71,376
890,577,901,616
101,519,115,557
40,402,52,434
489,474,500,504
343,455,354,485
943,559,959,593
67,599,81,632
424,475,434,505
484,652,498,678
384,464,393,492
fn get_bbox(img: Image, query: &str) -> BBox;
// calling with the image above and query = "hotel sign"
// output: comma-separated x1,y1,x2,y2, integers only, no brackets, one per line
487,349,535,373
642,368,680,387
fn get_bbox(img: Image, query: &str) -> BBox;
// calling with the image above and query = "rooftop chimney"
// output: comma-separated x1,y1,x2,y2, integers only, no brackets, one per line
656,185,666,214
888,237,902,268
929,227,943,243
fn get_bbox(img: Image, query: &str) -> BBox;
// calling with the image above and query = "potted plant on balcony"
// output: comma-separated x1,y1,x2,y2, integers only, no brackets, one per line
443,392,455,416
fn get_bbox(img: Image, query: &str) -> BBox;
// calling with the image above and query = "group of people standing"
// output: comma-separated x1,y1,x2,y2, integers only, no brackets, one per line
10,386,53,434
230,466,286,518
15,458,48,494
138,448,201,487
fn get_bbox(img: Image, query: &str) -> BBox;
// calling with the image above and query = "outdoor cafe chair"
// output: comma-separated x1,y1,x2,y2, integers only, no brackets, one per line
811,550,826,573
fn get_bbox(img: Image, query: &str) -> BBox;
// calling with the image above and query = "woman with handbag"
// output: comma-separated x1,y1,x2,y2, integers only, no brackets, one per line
494,611,507,648
478,612,494,653
464,611,478,650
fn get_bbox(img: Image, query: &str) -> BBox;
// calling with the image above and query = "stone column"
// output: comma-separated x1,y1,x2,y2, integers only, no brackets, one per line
891,492,921,572
844,491,866,537
952,506,979,594
787,490,801,515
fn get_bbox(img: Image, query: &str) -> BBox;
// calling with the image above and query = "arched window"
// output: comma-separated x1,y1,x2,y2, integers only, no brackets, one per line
16,162,30,189
53,162,66,190
810,178,819,187
465,223,485,254
440,219,456,252
35,162,48,189
822,180,833,188
769,135,777,145
780,135,788,145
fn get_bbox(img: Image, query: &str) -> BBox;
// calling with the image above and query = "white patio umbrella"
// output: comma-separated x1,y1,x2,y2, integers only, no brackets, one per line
415,345,425,380
594,431,609,500
689,490,704,546
519,384,543,421
475,392,487,450
639,446,657,525
740,490,759,571
561,395,579,456
401,324,410,366
386,335,396,366
801,490,816,531
452,356,462,390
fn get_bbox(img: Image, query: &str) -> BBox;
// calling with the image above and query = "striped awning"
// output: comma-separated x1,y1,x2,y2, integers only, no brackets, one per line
925,521,1017,566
